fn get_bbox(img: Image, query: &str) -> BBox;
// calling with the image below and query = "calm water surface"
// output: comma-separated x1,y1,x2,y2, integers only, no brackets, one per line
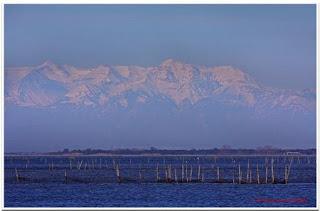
4,155,316,207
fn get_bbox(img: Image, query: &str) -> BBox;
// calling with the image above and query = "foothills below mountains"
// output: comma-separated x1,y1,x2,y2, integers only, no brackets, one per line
5,59,315,113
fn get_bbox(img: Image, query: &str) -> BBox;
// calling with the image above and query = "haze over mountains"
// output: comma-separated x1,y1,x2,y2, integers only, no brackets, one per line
4,59,316,151
5,59,316,112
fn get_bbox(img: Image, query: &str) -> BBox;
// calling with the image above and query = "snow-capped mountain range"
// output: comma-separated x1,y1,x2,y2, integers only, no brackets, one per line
5,59,316,113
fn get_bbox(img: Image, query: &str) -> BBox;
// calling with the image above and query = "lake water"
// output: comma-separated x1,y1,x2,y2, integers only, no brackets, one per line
4,155,316,207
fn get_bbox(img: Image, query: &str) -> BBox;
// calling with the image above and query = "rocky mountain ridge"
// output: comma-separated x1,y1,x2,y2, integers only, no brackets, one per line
5,59,315,113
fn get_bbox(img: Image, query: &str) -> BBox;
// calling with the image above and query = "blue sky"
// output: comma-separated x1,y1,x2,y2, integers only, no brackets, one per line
5,4,316,90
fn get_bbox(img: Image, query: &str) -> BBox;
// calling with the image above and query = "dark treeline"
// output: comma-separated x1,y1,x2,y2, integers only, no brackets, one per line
41,146,317,156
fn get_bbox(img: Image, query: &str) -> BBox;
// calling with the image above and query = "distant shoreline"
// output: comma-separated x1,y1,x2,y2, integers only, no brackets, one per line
4,154,317,157
4,148,316,157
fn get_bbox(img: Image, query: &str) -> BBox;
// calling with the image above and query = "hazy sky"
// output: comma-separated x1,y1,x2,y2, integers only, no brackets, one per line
4,5,316,152
5,4,316,90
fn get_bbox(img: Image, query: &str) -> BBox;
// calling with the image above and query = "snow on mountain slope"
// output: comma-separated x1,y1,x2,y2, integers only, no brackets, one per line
4,59,315,113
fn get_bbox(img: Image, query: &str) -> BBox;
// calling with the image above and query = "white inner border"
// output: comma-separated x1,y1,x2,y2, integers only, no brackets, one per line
0,1,318,210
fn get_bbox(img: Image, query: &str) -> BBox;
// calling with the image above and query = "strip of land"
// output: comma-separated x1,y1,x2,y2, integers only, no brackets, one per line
5,147,316,156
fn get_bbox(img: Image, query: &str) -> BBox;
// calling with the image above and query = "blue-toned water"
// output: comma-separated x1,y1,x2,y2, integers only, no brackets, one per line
4,155,316,207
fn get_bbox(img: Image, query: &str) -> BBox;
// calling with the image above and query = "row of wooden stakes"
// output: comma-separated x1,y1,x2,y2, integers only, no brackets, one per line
14,158,293,184
15,155,310,171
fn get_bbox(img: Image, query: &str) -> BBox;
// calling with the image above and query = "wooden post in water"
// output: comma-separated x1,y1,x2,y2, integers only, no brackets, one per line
217,166,220,182
197,164,201,182
156,164,160,182
115,164,121,183
246,160,250,183
232,167,235,184
185,164,188,183
284,158,293,184
238,163,241,184
284,165,288,184
15,168,19,182
174,168,178,183
264,157,268,184
232,160,235,184
256,163,260,184
69,160,72,170
78,160,83,170
265,164,268,184
271,158,275,184
181,164,184,182
64,169,67,183
249,169,252,184
165,166,168,182
189,165,193,182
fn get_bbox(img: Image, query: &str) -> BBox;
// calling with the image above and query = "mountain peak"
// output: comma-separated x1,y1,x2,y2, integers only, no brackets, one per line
161,58,184,67
39,60,56,68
